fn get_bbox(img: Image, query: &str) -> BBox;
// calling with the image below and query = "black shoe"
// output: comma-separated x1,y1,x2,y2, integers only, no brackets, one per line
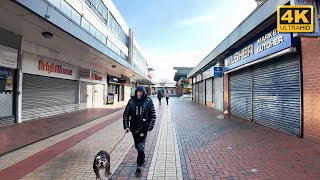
136,166,142,173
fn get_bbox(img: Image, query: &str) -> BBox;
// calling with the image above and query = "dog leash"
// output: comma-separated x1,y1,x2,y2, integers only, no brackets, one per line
109,132,127,154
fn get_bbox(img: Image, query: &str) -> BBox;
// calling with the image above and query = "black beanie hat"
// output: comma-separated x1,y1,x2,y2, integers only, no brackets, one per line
135,86,146,95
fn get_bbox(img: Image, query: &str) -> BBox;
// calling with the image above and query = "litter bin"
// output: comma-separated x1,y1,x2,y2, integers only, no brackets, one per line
107,93,114,104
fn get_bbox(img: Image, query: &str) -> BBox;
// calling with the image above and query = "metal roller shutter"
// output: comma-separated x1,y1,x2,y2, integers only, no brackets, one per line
22,74,78,121
199,81,204,104
196,83,199,103
79,81,94,110
230,68,253,120
253,55,301,136
214,77,224,111
205,78,213,105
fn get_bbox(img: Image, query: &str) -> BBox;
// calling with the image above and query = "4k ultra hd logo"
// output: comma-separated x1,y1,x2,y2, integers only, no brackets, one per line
277,5,314,32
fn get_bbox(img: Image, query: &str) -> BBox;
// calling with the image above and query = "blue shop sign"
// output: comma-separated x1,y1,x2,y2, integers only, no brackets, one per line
224,27,293,72
213,67,223,77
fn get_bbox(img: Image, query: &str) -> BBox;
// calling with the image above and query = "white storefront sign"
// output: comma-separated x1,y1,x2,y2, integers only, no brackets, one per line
203,67,214,80
22,52,79,80
80,70,106,84
91,71,106,84
0,44,18,69
196,74,202,82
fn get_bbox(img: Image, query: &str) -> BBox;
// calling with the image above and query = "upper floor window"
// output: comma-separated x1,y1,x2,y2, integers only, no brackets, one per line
85,0,97,13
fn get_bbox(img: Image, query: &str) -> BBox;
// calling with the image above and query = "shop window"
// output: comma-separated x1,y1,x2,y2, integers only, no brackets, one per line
0,68,14,117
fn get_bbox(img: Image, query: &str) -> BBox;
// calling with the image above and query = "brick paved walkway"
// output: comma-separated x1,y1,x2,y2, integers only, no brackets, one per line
147,105,183,180
172,98,320,180
0,102,126,155
109,102,162,180
0,97,320,180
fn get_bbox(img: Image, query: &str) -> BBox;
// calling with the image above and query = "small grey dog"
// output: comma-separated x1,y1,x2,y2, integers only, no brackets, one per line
93,150,111,180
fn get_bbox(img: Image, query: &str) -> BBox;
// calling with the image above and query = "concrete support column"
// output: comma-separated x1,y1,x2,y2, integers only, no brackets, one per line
223,73,229,115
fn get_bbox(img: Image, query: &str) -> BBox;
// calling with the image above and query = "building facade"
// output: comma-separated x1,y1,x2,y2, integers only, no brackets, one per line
173,67,193,97
188,0,320,142
0,0,154,126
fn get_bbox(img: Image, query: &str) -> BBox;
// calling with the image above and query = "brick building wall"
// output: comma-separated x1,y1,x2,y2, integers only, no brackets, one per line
301,37,320,142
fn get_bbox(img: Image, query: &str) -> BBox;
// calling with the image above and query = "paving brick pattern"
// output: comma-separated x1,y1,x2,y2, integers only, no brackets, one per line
21,116,133,180
1,97,320,180
0,110,123,171
0,103,126,155
171,98,320,180
110,102,163,180
147,105,183,180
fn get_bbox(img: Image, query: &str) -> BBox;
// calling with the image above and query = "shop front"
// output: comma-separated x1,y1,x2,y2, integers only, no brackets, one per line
107,75,125,103
0,44,18,126
225,26,301,136
21,52,79,121
80,69,106,109
203,67,213,107
195,74,202,104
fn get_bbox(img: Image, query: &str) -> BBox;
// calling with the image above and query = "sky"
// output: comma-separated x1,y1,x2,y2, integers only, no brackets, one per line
111,0,257,82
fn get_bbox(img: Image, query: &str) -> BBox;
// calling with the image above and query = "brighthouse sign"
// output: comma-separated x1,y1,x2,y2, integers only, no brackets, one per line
224,27,292,72
277,5,314,32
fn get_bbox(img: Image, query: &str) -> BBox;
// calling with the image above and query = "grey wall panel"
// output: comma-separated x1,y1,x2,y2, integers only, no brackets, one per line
214,77,224,111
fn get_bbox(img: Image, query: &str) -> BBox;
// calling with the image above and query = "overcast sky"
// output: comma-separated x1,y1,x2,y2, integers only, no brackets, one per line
112,0,257,82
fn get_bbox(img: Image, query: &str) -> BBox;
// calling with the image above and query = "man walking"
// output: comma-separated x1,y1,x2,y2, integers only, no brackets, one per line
157,90,163,105
123,86,156,173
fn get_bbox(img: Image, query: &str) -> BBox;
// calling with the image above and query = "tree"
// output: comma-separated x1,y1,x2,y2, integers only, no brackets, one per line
158,78,167,87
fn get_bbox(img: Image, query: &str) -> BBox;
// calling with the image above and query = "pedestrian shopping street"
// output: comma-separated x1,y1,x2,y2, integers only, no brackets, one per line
0,97,319,180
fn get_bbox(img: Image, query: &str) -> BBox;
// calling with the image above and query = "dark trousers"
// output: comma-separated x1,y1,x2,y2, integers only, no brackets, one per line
132,132,147,166
166,97,169,105
158,97,161,105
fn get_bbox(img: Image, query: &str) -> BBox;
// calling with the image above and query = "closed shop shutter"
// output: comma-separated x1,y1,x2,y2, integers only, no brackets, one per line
229,68,253,120
79,81,94,110
22,74,78,121
193,84,195,101
205,78,213,105
214,77,224,111
253,55,301,136
199,81,204,104
196,83,199,103
94,84,105,107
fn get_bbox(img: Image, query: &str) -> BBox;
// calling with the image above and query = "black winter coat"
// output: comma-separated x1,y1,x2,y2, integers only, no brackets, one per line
123,97,156,133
